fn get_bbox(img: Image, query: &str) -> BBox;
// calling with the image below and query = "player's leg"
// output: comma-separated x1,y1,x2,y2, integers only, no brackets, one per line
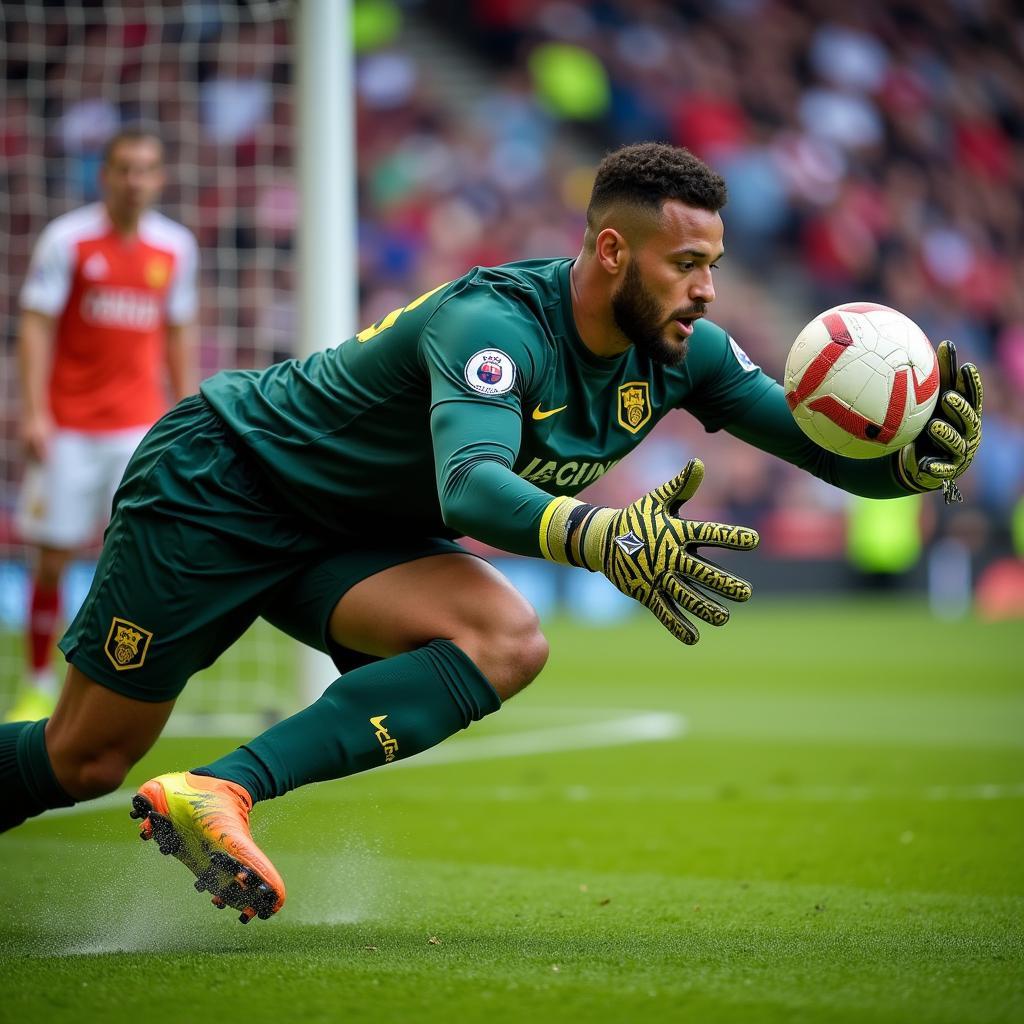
328,550,548,698
0,500,265,834
6,545,74,723
140,546,544,922
0,397,306,835
45,665,176,799
0,664,176,831
17,424,154,735
194,548,548,805
7,431,102,722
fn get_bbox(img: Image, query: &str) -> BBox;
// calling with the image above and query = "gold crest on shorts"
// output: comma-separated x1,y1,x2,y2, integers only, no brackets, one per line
104,617,153,671
617,381,652,434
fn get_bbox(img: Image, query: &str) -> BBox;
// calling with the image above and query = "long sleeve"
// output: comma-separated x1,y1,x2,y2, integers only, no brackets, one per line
421,284,561,556
725,378,909,498
430,399,554,556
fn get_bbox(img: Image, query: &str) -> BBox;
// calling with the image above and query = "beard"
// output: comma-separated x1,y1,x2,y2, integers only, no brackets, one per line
610,259,699,367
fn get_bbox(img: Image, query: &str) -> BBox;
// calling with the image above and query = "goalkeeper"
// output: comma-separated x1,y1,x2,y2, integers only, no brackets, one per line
0,143,982,924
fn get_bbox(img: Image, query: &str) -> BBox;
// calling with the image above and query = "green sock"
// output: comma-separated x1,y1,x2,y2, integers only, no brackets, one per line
194,639,501,803
0,719,75,832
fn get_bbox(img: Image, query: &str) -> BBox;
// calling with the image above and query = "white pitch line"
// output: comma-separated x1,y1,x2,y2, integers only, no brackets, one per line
46,711,687,816
47,707,1024,820
159,704,671,737
379,781,1024,803
393,711,686,769
48,789,131,818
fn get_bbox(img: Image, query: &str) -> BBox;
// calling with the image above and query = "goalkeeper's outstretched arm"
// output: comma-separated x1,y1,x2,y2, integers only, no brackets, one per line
431,401,759,645
724,351,981,502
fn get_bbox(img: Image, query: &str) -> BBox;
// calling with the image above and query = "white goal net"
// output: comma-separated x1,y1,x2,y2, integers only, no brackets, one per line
0,1,300,731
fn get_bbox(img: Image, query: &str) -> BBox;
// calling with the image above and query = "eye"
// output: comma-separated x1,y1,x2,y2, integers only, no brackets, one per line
677,261,695,272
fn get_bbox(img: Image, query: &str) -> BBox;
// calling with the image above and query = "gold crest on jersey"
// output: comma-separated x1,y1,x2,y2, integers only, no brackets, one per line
144,258,170,288
617,381,651,434
104,617,153,671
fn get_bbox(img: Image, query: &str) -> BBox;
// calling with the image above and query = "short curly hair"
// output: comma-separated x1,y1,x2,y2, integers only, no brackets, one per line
586,142,727,231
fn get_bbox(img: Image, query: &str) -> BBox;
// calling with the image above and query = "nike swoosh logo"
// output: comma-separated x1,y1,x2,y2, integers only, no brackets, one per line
532,403,568,420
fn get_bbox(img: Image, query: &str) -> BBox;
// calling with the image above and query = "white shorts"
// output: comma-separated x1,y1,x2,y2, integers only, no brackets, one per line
16,425,151,549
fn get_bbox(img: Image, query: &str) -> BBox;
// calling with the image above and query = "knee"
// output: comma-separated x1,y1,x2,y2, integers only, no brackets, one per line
457,603,549,701
53,748,132,801
513,615,550,690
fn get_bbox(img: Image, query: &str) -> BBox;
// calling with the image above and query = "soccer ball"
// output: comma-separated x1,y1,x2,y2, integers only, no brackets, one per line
783,301,939,458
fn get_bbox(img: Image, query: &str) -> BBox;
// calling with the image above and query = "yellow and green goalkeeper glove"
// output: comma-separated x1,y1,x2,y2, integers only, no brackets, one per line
539,458,759,645
895,340,983,504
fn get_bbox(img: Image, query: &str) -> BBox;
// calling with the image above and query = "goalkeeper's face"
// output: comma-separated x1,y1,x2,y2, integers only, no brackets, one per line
611,201,724,366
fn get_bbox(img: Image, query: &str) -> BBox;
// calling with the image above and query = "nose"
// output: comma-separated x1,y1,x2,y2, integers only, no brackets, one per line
690,266,716,305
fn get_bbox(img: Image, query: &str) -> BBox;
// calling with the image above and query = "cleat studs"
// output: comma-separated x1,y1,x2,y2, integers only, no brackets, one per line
239,909,254,924
211,896,226,908
257,910,272,920
194,865,217,893
130,795,152,820
148,816,181,855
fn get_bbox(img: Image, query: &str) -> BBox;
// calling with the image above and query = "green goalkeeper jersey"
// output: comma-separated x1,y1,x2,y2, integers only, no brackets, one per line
201,257,906,557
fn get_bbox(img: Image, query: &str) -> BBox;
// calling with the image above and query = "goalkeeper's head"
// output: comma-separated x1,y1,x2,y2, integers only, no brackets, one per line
579,142,728,367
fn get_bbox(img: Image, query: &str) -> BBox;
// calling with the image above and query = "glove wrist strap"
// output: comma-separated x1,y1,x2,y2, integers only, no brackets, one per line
894,448,936,494
538,496,614,571
894,449,964,504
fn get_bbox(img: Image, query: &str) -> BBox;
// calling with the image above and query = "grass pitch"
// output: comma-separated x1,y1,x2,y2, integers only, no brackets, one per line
1,599,1022,1024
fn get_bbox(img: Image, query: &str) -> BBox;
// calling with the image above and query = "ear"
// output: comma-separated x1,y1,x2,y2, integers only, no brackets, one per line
594,228,627,276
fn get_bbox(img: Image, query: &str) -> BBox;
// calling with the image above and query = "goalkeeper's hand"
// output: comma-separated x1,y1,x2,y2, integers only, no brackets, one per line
895,340,983,504
540,459,759,645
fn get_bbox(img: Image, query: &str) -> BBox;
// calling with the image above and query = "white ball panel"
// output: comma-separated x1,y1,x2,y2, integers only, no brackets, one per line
785,301,938,458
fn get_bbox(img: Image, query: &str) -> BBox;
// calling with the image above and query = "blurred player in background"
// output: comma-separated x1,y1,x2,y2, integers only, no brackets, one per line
6,129,198,724
0,144,981,925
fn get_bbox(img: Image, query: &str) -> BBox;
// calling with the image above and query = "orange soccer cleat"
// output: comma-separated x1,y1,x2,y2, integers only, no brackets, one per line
129,771,285,924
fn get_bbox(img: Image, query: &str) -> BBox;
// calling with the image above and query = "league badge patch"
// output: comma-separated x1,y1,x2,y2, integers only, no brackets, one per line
465,349,516,396
104,617,153,671
729,336,758,372
617,381,652,434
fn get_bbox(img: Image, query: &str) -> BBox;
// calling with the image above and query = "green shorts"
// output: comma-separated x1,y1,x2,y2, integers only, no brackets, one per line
59,395,466,702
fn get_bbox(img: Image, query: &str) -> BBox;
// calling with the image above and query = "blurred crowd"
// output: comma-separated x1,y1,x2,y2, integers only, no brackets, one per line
1,0,1021,566
423,0,1024,540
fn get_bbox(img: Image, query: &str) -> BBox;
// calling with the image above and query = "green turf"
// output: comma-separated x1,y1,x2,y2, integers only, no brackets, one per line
1,599,1022,1024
